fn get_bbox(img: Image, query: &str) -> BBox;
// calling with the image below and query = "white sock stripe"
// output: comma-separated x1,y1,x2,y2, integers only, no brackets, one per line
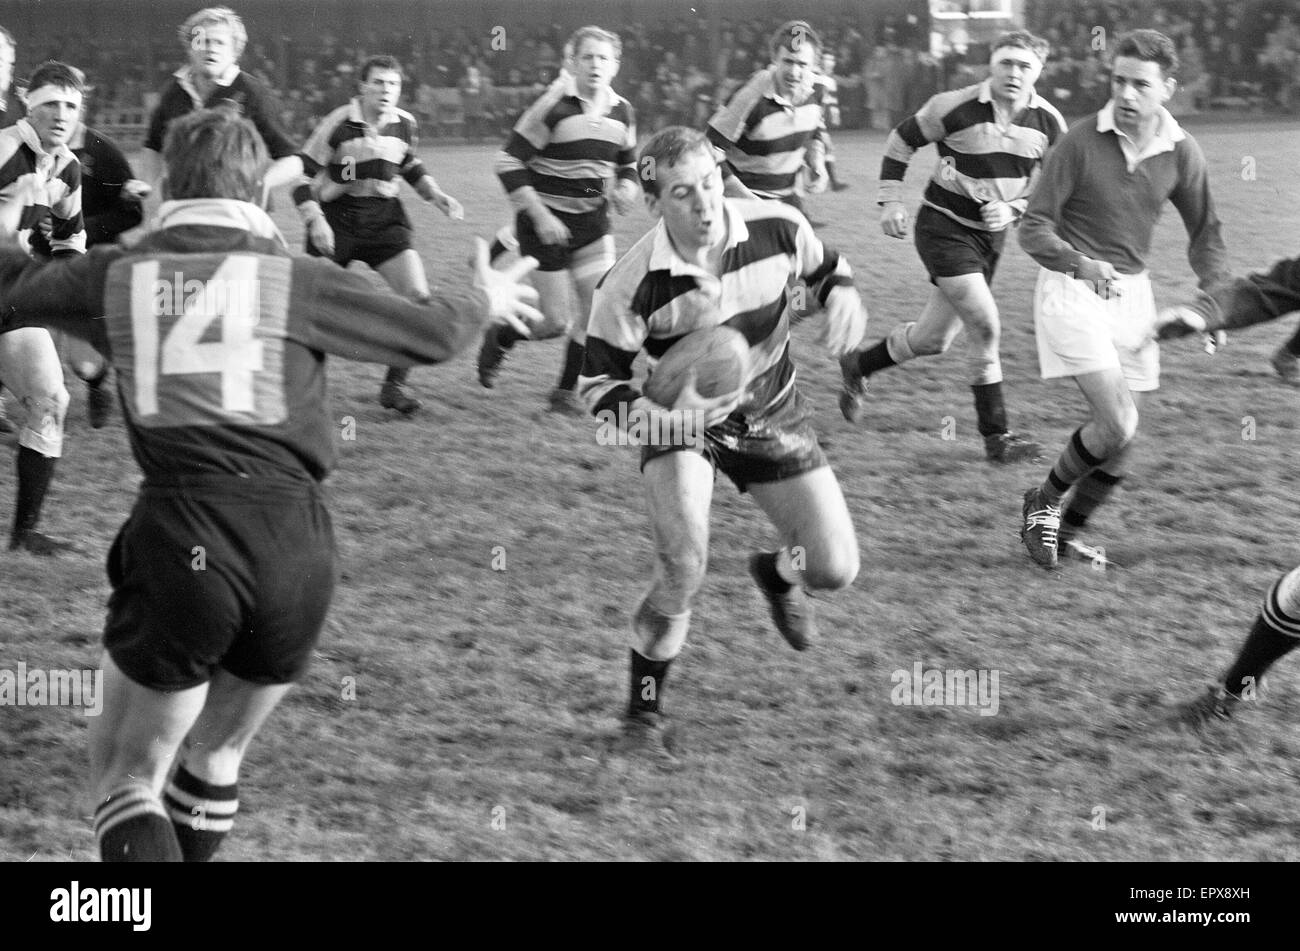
94,794,168,836
163,783,239,814
1264,583,1300,639
166,804,235,832
163,792,239,819
1272,566,1300,619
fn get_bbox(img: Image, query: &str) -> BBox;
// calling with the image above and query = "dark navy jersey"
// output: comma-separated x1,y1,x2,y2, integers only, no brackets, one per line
146,68,297,159
70,124,144,245
0,199,490,485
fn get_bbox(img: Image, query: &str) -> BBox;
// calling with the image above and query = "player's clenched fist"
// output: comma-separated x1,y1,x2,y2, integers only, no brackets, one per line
306,217,335,258
472,238,544,338
880,200,908,239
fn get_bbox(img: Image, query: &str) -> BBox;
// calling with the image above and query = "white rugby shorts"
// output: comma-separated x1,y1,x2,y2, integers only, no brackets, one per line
1033,267,1160,392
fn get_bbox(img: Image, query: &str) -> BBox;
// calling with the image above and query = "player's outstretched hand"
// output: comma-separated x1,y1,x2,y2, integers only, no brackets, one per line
980,200,1016,231
1154,305,1207,340
434,192,465,221
472,238,543,338
880,201,909,239
821,285,869,357
532,208,571,245
307,218,336,258
672,369,742,429
609,178,640,216
1074,257,1121,298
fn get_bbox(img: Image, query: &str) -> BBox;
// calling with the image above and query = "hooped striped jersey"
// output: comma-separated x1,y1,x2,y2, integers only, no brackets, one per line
495,73,638,216
0,120,86,257
296,98,428,205
580,198,854,427
878,79,1066,231
706,67,828,201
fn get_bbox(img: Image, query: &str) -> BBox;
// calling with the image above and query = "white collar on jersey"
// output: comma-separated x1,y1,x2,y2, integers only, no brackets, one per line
151,198,287,248
174,63,243,108
348,96,400,128
649,199,750,276
15,118,74,166
1097,101,1185,144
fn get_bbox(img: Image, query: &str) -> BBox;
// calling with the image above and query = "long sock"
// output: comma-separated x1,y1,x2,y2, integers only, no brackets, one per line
629,648,671,715
855,340,896,377
164,765,239,862
1222,571,1300,694
557,339,585,391
1286,321,1300,357
752,550,793,593
383,366,409,386
1060,469,1123,541
1040,428,1104,506
94,785,183,862
12,446,56,540
827,159,842,185
971,382,1008,438
497,325,523,350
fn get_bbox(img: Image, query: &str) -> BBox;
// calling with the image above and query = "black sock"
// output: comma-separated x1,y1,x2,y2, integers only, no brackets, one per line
1222,617,1300,697
856,340,896,377
94,787,183,862
629,648,672,715
497,324,523,350
971,382,1008,438
557,339,585,391
164,765,239,862
752,550,792,593
827,160,841,184
1060,469,1123,540
13,446,56,540
384,366,409,386
1287,322,1300,357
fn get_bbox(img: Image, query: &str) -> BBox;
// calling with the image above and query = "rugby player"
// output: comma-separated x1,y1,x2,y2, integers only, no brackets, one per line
294,54,463,416
1017,30,1229,569
578,127,867,754
481,26,639,415
0,107,542,861
840,31,1065,465
138,7,301,210
1156,257,1300,726
815,50,850,193
65,108,149,428
706,20,831,211
0,61,88,555
0,25,22,441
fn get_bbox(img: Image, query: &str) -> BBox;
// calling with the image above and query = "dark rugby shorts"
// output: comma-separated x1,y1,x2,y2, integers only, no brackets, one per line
308,196,413,269
640,388,828,493
913,204,1006,285
515,207,611,272
104,476,337,691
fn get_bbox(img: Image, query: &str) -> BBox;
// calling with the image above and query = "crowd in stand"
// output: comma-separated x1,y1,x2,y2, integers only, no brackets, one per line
19,0,1300,140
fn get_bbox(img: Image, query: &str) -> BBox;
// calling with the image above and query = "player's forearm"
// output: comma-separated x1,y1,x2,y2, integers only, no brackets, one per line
264,156,305,192
1194,260,1300,331
0,250,104,335
1018,211,1087,274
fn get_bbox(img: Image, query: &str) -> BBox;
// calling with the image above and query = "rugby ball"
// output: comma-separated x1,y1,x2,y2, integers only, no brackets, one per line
644,325,751,407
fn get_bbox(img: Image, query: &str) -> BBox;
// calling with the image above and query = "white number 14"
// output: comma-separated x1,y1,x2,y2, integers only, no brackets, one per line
131,255,264,417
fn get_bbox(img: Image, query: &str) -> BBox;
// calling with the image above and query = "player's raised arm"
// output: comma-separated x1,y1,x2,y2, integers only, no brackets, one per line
704,72,764,199
297,240,540,366
0,247,113,345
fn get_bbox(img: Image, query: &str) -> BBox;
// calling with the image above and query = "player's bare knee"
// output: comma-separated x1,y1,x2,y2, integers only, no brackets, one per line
803,546,859,592
654,547,707,601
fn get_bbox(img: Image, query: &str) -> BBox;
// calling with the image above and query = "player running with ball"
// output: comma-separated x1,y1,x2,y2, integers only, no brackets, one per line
579,127,868,755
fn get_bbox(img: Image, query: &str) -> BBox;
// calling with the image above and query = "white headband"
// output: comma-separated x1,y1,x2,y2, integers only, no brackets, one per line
26,85,83,111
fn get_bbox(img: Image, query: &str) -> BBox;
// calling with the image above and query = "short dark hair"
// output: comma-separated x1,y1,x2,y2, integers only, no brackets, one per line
27,61,85,97
1113,29,1179,76
993,30,1050,64
162,107,267,203
769,20,821,58
637,126,714,196
359,55,403,84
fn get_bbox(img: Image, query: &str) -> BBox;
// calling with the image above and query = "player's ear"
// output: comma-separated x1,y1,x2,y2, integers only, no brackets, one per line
1161,75,1177,101
644,190,662,220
